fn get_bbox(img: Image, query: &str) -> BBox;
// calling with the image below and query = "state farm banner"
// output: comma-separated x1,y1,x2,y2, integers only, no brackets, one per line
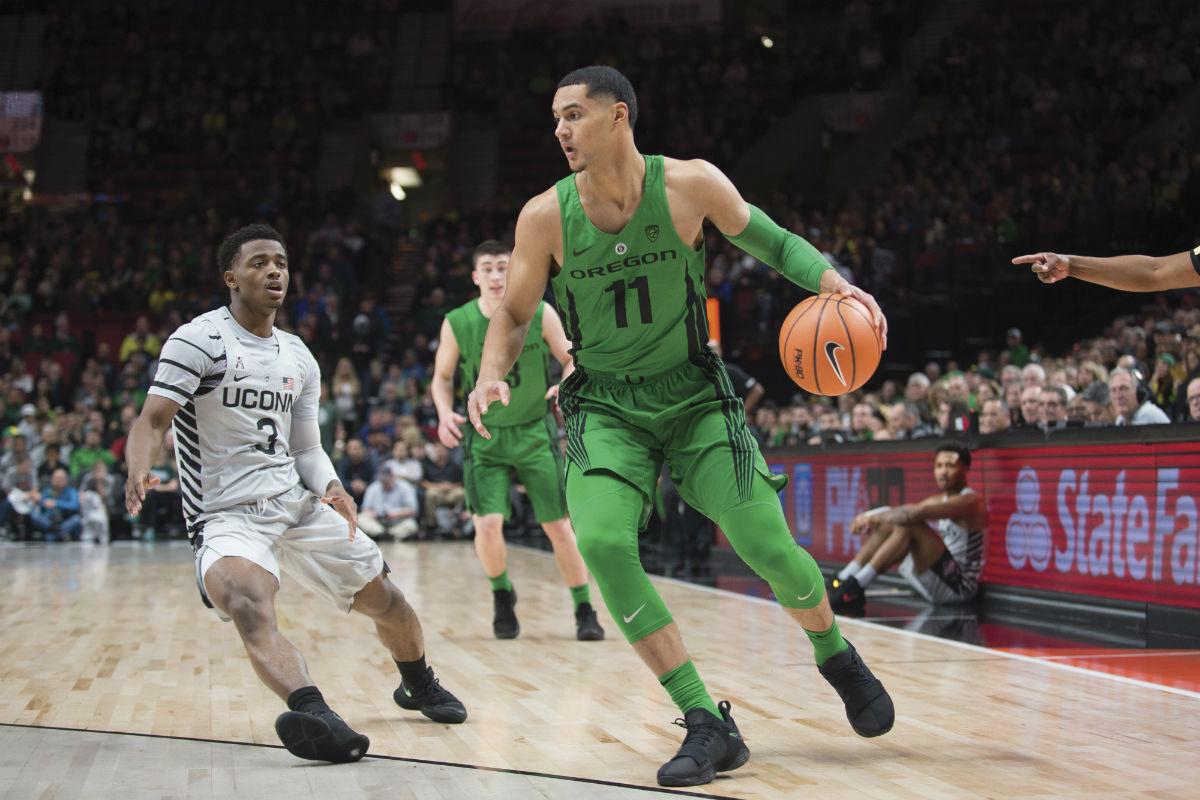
758,440,1200,609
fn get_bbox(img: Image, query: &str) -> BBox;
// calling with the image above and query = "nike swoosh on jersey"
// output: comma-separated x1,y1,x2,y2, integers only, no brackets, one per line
622,603,647,624
572,244,594,257
233,374,251,382
824,341,848,386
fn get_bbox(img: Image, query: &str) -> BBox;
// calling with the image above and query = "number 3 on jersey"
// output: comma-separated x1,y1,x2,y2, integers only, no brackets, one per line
604,276,653,328
255,417,278,455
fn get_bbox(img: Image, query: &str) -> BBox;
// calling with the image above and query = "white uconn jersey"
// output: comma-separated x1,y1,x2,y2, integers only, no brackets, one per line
148,308,320,533
937,487,985,580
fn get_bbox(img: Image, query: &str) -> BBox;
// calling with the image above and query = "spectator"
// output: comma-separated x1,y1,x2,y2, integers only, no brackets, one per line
904,373,931,420
335,438,376,505
1021,363,1046,389
118,315,162,363
1004,328,1030,367
382,440,423,485
978,399,1011,435
36,443,67,483
79,460,117,544
0,430,30,473
138,434,183,539
357,465,419,541
31,424,72,468
885,403,934,440
0,454,39,539
69,429,116,478
31,467,82,542
1109,368,1170,426
1081,382,1115,427
421,442,466,533
1187,377,1200,422
1019,385,1043,427
1039,385,1070,431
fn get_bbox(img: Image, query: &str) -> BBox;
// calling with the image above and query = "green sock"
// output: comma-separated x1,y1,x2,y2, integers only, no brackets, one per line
806,620,849,666
569,583,590,609
658,660,720,717
488,571,513,592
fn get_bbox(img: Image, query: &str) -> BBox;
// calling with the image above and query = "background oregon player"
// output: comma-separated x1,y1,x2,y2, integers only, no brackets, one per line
432,240,603,641
467,66,894,788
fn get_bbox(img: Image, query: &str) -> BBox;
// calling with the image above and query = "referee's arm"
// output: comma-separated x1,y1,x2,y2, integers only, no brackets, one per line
1012,246,1200,291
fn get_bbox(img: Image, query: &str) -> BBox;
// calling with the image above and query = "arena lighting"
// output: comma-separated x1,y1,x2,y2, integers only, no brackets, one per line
388,166,422,187
761,35,774,48
389,182,407,201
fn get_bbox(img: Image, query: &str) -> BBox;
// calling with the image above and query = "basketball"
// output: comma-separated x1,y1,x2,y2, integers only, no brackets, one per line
778,293,881,396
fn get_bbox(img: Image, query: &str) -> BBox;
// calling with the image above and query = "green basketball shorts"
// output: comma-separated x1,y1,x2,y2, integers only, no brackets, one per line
462,414,568,523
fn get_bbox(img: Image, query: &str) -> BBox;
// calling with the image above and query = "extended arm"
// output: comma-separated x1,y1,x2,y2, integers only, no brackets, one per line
124,394,180,515
541,304,575,400
688,159,887,346
432,320,468,447
468,191,558,437
885,492,984,526
1012,248,1199,291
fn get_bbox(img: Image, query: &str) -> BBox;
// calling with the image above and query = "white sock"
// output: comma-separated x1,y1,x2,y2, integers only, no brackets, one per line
838,561,863,581
855,564,878,587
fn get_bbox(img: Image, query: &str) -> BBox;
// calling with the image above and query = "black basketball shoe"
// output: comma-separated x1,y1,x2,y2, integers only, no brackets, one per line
493,587,519,639
275,708,369,763
574,602,605,641
656,701,750,787
828,575,866,615
818,640,894,737
393,666,468,724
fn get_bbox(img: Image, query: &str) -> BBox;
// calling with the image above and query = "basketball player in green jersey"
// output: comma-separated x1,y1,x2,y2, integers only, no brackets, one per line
433,240,604,642
467,66,895,788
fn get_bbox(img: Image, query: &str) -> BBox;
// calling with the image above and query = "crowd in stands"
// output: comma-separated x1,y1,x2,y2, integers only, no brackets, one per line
5,1,1200,545
743,305,1200,448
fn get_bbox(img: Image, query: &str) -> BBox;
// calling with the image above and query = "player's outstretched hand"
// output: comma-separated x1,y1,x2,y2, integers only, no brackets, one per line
1012,251,1069,283
124,471,160,516
321,486,359,541
467,380,511,440
437,412,468,448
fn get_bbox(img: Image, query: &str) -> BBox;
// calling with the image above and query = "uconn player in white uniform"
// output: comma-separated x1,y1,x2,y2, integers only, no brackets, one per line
829,443,987,613
124,225,466,764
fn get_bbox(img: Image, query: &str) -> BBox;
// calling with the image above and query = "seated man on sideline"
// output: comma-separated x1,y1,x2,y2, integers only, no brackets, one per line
358,465,419,541
32,466,83,542
828,443,987,613
420,442,465,533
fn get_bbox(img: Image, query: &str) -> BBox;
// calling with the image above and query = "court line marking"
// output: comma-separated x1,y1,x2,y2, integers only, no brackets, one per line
512,545,1200,701
0,722,741,800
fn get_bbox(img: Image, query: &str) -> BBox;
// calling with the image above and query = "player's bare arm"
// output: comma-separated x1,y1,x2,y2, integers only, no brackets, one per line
1012,248,1199,291
667,157,887,347
124,393,180,515
540,304,575,401
431,319,468,447
883,491,985,528
468,189,559,438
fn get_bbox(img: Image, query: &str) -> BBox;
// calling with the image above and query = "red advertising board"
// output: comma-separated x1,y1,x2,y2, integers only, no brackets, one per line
756,440,1200,609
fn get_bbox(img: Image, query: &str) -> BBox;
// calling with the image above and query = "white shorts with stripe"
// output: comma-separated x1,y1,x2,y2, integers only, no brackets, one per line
193,484,384,620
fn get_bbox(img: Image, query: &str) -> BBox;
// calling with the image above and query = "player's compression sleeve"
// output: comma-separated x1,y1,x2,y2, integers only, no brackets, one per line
291,416,340,495
725,204,832,293
1190,244,1200,276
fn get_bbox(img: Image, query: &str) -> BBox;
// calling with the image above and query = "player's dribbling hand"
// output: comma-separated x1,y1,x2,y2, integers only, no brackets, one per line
821,273,888,350
1011,251,1070,283
124,472,160,516
437,412,468,448
321,485,359,541
467,380,511,440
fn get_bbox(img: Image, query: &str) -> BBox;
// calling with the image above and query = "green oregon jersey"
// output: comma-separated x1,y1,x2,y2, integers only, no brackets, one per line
447,298,550,427
553,154,708,376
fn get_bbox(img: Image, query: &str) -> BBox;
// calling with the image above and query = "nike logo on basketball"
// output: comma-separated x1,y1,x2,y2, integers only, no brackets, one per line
572,244,594,257
623,603,647,624
824,341,848,386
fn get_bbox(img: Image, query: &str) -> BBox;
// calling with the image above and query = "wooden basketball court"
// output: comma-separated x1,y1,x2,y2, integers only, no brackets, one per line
2,541,1197,798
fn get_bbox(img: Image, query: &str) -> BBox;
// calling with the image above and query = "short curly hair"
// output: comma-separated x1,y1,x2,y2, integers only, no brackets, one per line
217,223,286,274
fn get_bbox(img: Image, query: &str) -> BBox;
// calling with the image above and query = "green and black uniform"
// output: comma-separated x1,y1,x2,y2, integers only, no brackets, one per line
447,299,568,523
552,155,828,644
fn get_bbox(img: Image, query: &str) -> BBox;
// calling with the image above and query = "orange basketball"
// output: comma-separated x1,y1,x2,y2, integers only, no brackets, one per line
778,293,881,396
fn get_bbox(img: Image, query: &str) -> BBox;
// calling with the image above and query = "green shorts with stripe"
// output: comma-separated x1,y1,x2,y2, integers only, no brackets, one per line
463,414,568,523
557,349,787,525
